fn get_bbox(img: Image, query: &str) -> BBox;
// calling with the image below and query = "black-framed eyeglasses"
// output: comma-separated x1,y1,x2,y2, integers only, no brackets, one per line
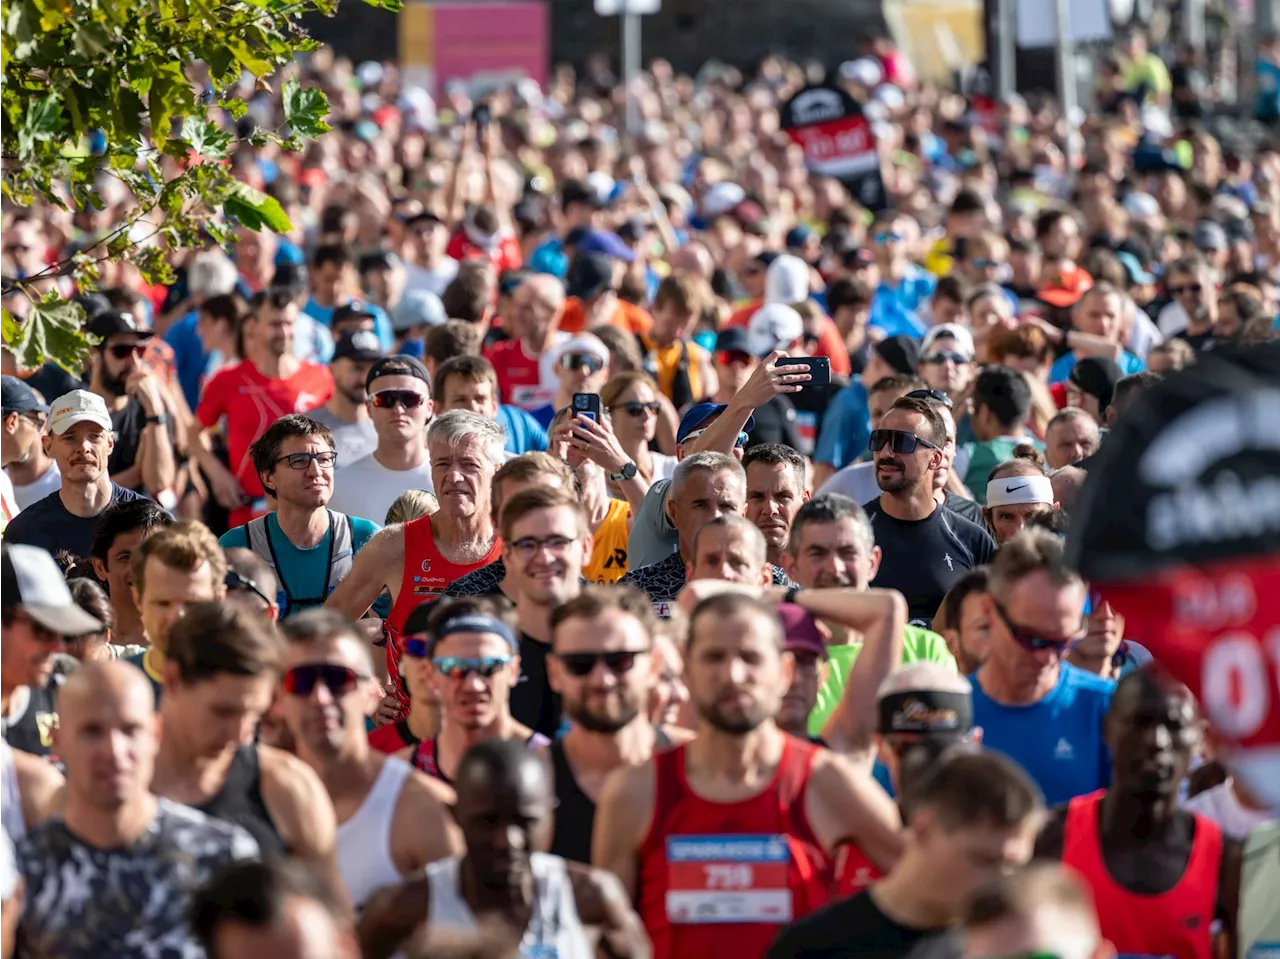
869,429,940,454
273,451,338,471
555,650,646,677
21,412,46,430
905,388,953,409
225,570,274,610
509,534,577,557
991,598,1084,654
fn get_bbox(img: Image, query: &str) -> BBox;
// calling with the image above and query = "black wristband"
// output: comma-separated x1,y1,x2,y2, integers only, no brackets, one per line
784,586,803,605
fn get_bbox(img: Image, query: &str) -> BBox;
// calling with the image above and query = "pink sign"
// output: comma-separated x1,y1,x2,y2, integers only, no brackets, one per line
430,2,548,96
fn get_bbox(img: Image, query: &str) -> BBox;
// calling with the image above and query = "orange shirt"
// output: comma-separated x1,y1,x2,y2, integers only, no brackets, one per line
726,300,852,377
559,297,653,336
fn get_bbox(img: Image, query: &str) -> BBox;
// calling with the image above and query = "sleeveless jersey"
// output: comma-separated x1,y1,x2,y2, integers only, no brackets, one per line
368,720,418,755
1063,790,1221,959
384,516,503,707
423,852,592,959
196,745,287,857
583,497,632,585
637,736,830,959
245,509,353,617
1241,821,1280,959
335,757,412,910
412,732,551,784
833,840,882,897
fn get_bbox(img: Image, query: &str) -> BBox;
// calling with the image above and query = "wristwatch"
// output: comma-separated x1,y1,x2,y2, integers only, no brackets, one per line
143,412,170,427
609,461,639,482
784,586,804,605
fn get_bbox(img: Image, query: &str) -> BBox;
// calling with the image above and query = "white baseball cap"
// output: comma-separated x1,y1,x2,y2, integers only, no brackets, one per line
922,323,976,360
49,389,113,435
2,544,103,636
748,303,805,356
555,333,611,366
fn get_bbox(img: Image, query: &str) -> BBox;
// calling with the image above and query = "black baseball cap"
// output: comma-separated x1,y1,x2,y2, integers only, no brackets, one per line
85,309,153,342
1,376,49,415
332,301,377,328
366,354,430,391
1069,357,1124,413
404,210,445,229
2,544,102,636
873,335,922,375
333,330,385,363
565,252,615,301
561,179,600,210
714,327,756,356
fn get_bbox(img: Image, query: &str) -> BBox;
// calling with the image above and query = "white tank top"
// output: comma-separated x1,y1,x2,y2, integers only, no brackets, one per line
1,740,24,841
336,756,412,909
423,852,592,959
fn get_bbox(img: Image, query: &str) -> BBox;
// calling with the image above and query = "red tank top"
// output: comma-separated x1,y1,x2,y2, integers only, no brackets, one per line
637,736,831,959
383,516,503,707
833,840,882,897
1062,790,1221,959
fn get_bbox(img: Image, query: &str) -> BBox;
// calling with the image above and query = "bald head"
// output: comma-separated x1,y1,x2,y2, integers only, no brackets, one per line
455,738,550,804
524,273,566,311
58,660,158,810
453,740,554,880
1050,466,1086,512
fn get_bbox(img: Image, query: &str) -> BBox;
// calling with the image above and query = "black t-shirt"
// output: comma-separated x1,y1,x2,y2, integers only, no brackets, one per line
746,396,801,450
942,490,985,528
864,498,996,626
108,397,147,479
1176,329,1217,353
18,364,81,406
789,378,844,458
4,483,148,559
508,631,561,740
1,680,60,758
766,890,962,959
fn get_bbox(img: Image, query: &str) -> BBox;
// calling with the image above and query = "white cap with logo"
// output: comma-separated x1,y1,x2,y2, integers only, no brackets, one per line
49,389,114,436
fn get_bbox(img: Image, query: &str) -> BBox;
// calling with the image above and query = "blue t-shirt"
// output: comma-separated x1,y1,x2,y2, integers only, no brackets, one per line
165,311,208,410
220,511,385,618
1048,350,1145,385
497,405,549,455
5,484,148,559
814,380,871,470
971,663,1114,806
868,267,935,338
302,297,393,352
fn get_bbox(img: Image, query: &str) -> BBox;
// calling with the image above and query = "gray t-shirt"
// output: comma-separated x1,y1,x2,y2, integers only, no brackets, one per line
307,407,378,468
626,478,679,570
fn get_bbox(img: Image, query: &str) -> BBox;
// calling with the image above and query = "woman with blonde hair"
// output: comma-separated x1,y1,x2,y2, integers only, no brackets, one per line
599,371,679,485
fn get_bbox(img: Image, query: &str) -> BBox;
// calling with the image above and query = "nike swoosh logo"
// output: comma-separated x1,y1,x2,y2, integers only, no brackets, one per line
1005,484,1028,493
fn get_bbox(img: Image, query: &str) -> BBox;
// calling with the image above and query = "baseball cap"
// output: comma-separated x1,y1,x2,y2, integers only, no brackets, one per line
561,179,600,210
1191,220,1228,253
333,329,385,363
873,335,922,375
922,323,975,360
85,309,153,342
714,327,755,356
1,376,49,416
49,390,113,435
1121,192,1161,219
366,355,431,390
701,182,746,219
1,544,103,636
1116,251,1156,286
555,333,611,367
576,230,636,263
785,224,817,251
332,301,378,327
391,290,447,332
676,402,755,445
1068,357,1123,413
565,253,615,301
779,603,827,660
1037,266,1094,309
748,303,804,355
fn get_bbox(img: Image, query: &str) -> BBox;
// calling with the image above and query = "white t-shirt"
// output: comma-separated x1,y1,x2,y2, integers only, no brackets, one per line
404,258,459,298
816,459,880,506
1184,780,1276,840
0,469,19,531
10,462,62,510
328,452,435,526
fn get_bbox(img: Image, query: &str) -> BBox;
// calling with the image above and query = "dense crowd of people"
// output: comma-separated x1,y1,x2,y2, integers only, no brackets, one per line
1,21,1279,959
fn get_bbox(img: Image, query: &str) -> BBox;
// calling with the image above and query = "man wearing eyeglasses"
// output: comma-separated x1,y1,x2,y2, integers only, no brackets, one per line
222,415,384,619
1157,253,1220,347
970,528,1113,806
397,597,550,782
328,355,436,526
277,609,460,910
865,397,994,625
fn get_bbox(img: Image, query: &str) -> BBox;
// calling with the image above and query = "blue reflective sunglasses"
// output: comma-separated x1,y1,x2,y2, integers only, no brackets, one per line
431,655,513,680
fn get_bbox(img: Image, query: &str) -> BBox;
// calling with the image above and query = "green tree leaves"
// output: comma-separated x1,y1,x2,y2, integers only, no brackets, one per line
2,297,92,374
283,77,331,138
223,180,293,233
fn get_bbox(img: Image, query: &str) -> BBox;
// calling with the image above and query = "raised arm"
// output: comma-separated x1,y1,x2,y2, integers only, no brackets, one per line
689,351,808,455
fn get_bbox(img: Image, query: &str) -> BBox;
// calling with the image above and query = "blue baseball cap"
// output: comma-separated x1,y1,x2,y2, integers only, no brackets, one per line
676,402,755,445
1,376,48,416
576,229,636,263
1116,251,1155,286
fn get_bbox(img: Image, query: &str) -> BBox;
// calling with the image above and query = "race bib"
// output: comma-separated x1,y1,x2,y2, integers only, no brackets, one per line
665,834,793,925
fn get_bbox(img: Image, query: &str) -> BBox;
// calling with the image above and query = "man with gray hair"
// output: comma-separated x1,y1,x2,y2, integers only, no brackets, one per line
1044,407,1099,470
686,514,772,586
327,409,506,713
619,451,789,616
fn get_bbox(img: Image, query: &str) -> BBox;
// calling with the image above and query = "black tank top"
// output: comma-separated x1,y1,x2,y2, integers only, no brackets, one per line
196,745,287,856
548,727,672,864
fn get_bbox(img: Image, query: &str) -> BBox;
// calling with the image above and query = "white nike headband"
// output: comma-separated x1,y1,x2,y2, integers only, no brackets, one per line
986,474,1054,508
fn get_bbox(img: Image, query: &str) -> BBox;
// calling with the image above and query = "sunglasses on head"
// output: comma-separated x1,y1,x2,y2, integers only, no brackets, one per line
224,570,274,609
992,598,1083,654
106,343,147,360
371,389,427,409
716,350,755,367
560,353,604,373
1168,282,1203,297
612,400,660,418
922,351,970,366
905,388,953,409
556,650,644,677
431,655,513,680
273,450,337,470
869,429,940,454
282,663,368,697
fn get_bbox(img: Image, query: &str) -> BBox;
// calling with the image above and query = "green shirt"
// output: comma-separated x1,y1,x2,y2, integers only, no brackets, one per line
808,625,958,736
962,437,1023,504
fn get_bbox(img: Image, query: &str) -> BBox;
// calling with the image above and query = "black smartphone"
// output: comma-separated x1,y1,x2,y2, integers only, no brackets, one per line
572,393,602,423
776,355,830,389
473,102,491,131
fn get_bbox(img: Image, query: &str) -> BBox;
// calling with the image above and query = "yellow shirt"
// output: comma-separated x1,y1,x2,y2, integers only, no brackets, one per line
585,498,631,584
640,335,709,405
